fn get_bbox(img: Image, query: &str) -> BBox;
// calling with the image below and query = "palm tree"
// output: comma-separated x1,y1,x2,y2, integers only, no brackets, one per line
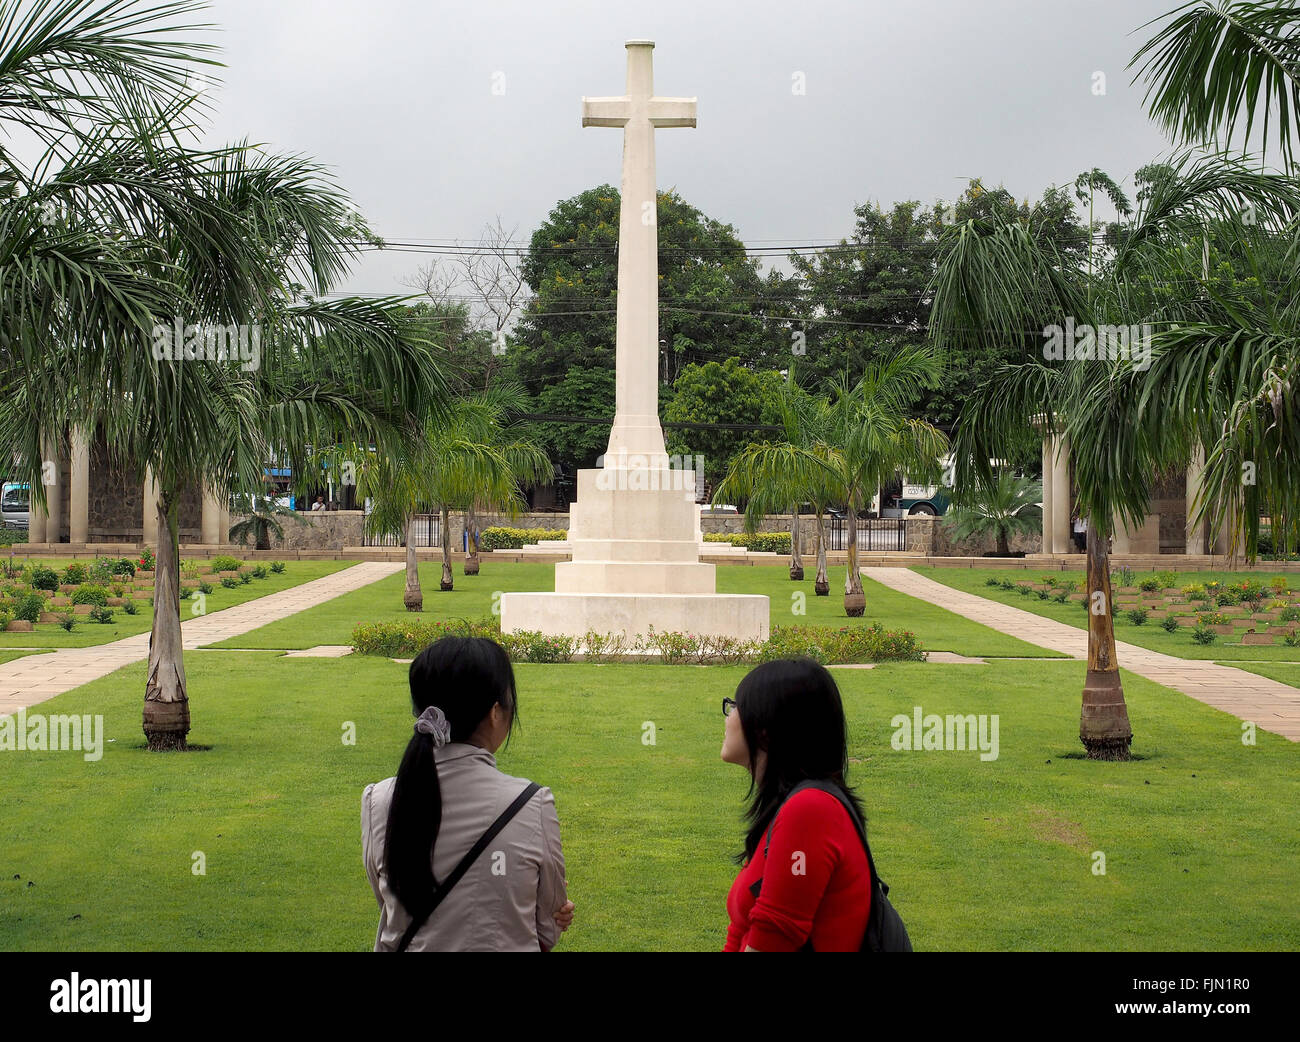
0,1,449,750
716,349,947,617
942,472,1043,556
932,150,1300,760
227,494,303,550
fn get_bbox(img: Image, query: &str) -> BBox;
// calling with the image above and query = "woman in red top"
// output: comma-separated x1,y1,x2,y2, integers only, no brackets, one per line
721,658,871,952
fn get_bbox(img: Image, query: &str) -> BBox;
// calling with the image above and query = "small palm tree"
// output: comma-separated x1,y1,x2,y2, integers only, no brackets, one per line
228,495,304,550
943,472,1043,556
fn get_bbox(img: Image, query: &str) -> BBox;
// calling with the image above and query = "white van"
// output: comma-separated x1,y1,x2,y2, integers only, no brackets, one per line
1,481,29,528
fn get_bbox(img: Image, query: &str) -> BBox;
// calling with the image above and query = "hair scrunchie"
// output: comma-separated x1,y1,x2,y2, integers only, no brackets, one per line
414,705,452,748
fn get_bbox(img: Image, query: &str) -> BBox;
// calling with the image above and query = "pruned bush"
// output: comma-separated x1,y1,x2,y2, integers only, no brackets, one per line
71,584,108,606
1191,624,1218,645
1124,608,1148,625
270,561,286,574
220,576,239,589
112,557,136,578
211,555,244,572
88,606,114,624
478,527,567,551
15,592,44,623
62,562,89,585
251,564,269,579
1181,583,1207,600
29,566,58,592
1161,616,1179,633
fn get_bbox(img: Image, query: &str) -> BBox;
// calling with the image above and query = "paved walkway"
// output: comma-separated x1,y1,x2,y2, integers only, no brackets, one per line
0,562,401,717
865,568,1300,741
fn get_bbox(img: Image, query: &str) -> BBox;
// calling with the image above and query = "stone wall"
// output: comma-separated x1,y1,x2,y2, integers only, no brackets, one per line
227,510,365,550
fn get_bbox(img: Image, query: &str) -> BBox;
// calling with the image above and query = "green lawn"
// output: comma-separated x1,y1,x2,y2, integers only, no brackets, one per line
916,566,1300,661
0,649,51,665
0,560,355,649
1222,662,1300,688
208,559,1059,658
1,651,1295,951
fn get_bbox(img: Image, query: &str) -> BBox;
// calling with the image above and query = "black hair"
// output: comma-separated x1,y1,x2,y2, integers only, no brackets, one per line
385,636,519,923
733,657,865,863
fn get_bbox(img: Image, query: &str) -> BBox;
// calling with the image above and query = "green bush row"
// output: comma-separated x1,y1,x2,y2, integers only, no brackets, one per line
478,527,568,551
701,532,793,553
350,616,924,665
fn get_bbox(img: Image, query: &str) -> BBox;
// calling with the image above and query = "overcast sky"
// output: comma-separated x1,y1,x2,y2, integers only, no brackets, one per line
197,0,1183,296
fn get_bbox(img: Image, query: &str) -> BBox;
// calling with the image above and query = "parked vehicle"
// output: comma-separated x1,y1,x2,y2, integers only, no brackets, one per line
1,481,29,528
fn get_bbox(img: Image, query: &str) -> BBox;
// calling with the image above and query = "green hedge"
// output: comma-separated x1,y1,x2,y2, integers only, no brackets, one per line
351,616,923,665
701,532,793,553
479,527,568,550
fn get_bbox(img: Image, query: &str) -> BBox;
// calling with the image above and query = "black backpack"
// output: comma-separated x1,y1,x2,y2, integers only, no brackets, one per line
752,779,912,952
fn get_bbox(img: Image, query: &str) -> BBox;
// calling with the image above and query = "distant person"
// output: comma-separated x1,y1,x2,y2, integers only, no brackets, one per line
720,659,873,951
362,636,573,951
311,495,325,511
1073,515,1087,552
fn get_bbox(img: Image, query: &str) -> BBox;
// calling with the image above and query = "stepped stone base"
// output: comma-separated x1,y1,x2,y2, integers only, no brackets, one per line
499,591,770,642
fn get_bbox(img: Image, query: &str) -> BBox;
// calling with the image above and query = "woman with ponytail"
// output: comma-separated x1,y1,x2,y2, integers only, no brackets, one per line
362,636,573,951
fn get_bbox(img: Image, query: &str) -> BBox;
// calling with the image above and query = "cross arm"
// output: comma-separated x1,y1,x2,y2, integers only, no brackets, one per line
581,96,631,127
648,97,697,128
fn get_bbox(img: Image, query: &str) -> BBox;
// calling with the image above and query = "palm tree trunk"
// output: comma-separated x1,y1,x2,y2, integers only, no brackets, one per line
814,509,829,596
789,507,804,580
403,515,422,611
844,493,865,616
440,506,453,591
1081,522,1133,760
464,502,480,575
143,492,188,751
996,523,1010,556
256,518,270,551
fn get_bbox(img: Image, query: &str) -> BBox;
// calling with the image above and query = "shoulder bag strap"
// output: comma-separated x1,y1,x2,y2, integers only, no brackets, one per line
396,781,541,952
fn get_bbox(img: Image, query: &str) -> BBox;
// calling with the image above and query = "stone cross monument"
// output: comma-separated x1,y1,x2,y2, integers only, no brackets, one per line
500,41,769,644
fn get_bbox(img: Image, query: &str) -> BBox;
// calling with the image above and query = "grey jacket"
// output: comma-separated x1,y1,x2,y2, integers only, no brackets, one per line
362,742,566,952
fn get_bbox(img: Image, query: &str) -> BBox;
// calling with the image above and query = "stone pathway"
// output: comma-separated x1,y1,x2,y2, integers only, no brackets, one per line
865,567,1300,741
0,562,401,717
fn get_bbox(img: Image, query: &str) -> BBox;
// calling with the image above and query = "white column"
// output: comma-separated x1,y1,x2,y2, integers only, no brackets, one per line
69,428,91,544
1111,511,1131,555
44,436,63,544
201,486,222,544
28,491,47,543
1051,433,1071,553
142,467,160,547
1185,446,1207,556
1041,432,1055,553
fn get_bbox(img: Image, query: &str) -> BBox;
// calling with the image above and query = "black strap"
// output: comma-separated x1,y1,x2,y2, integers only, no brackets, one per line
395,781,541,952
756,779,885,896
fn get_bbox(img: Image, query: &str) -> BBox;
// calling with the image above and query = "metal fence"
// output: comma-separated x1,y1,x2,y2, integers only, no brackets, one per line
829,517,911,552
361,513,442,548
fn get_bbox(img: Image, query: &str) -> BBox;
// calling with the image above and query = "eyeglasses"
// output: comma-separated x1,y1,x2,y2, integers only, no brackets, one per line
722,697,737,718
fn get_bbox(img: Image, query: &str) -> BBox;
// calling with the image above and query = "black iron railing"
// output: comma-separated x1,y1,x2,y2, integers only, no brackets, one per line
829,517,910,552
361,513,442,547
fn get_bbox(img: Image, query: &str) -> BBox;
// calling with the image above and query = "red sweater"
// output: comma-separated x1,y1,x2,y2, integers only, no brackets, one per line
724,788,871,952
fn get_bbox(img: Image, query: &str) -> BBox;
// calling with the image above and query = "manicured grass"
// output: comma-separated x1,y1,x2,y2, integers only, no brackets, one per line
1222,662,1300,689
0,561,354,649
0,649,51,665
916,566,1300,661
208,560,1059,658
0,651,1295,951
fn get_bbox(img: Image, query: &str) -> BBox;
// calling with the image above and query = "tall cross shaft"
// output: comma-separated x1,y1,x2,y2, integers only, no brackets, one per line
582,40,696,460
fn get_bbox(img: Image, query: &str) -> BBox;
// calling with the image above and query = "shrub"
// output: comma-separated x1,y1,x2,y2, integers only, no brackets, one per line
199,581,214,594
123,599,139,615
211,555,243,572
1154,570,1177,589
478,527,567,551
111,584,124,598
57,612,76,632
1052,589,1070,603
1200,611,1229,627
0,609,10,630
112,557,136,578
1139,576,1161,593
1125,608,1149,625
1215,587,1241,605
1269,576,1290,595
29,566,59,592
138,546,155,571
220,576,239,589
1191,624,1218,645
1284,631,1300,648
270,561,286,574
984,577,1000,587
1181,583,1207,600
88,605,114,624
1040,576,1057,587
88,557,115,583
1015,583,1033,596
1054,579,1078,594
71,584,108,606
15,592,44,623
1112,565,1136,587
1036,588,1051,600
251,564,269,579
997,578,1016,591
1161,616,1180,633
62,562,89,585
179,587,192,600
1278,606,1300,623
238,571,253,584
726,532,792,553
